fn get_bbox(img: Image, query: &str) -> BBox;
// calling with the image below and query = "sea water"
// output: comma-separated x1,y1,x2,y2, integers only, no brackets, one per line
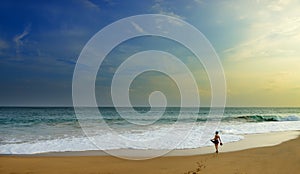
0,107,299,154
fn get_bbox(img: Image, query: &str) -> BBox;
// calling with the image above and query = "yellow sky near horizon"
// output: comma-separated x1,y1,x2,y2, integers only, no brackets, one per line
219,0,300,106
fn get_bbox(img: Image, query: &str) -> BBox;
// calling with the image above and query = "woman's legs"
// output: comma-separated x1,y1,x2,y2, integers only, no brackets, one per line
214,144,218,153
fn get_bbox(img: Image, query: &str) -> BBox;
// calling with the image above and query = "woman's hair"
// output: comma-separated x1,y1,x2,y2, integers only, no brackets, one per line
215,131,219,134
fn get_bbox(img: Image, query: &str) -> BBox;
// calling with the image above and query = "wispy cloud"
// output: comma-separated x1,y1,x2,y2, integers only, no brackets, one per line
13,24,31,57
131,21,145,33
81,0,101,11
266,0,293,11
193,0,204,5
223,0,300,61
152,0,185,20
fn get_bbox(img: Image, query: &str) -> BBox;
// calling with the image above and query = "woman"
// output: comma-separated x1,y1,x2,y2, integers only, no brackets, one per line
211,131,223,153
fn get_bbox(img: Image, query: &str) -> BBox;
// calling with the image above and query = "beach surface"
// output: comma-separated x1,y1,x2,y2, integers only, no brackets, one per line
1,131,299,174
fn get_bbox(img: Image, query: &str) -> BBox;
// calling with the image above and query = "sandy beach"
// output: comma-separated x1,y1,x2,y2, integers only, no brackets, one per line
1,131,299,174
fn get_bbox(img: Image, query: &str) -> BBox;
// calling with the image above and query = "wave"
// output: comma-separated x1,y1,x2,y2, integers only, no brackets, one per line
225,115,300,122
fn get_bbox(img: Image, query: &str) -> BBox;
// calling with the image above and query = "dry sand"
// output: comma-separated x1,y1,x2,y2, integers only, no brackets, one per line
1,131,299,174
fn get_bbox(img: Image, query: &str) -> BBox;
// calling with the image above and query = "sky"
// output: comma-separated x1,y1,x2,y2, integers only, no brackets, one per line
0,0,300,107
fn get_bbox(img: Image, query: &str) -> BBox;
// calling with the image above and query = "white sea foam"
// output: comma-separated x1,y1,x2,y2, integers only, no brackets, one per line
1,121,299,154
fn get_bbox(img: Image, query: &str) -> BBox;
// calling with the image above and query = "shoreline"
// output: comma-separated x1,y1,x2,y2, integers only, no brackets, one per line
2,130,299,157
0,130,299,174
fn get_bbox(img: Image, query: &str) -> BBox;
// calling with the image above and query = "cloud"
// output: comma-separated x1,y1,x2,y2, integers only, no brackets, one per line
131,21,144,33
193,0,204,4
266,0,293,11
13,24,31,57
151,0,185,20
223,0,300,61
80,0,101,11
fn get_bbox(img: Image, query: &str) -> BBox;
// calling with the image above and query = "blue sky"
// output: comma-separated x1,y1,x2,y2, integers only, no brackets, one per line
1,0,300,106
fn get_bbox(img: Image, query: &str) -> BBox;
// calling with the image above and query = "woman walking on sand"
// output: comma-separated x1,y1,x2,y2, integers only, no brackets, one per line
211,131,223,153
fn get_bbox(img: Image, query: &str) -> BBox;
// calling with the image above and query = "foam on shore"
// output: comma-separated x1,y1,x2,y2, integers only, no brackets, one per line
27,130,299,157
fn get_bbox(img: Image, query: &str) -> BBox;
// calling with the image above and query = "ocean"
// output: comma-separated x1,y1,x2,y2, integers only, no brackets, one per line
0,107,300,154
